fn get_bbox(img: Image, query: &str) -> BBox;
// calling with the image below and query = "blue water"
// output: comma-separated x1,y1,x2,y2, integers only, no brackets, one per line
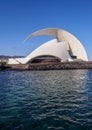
0,70,92,130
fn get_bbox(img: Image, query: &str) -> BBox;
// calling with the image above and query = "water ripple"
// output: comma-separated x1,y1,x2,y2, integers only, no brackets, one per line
0,70,92,130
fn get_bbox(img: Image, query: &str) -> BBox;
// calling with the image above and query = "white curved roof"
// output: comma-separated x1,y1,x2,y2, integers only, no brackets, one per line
25,28,88,61
8,39,67,64
26,39,67,62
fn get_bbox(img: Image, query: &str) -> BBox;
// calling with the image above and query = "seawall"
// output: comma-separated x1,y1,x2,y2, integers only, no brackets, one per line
28,61,92,70
0,61,92,70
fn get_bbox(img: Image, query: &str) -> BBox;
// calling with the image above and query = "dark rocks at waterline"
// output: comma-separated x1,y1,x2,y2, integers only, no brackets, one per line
0,63,10,70
28,61,92,70
0,61,92,70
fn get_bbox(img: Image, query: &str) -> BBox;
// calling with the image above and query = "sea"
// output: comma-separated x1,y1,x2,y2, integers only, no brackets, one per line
0,70,92,130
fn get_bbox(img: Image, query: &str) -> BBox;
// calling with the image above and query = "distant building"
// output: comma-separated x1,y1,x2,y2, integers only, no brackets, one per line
8,28,88,64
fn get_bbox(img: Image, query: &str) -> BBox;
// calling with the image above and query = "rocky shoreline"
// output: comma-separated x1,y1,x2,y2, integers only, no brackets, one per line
0,61,92,70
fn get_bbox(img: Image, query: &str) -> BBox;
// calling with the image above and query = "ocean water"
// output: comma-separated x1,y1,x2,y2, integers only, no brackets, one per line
0,70,92,130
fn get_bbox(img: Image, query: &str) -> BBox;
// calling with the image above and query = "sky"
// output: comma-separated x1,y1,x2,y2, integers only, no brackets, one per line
0,0,92,60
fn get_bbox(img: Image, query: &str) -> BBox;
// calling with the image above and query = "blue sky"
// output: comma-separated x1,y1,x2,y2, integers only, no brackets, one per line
0,0,92,60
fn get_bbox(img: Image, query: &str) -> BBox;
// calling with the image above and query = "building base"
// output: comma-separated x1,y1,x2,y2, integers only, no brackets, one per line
0,61,92,70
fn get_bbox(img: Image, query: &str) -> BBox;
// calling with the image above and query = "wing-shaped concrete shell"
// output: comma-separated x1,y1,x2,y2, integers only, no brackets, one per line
26,39,67,63
25,28,88,61
8,39,67,64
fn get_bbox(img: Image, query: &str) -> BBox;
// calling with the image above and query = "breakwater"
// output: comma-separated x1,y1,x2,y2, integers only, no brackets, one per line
0,61,92,70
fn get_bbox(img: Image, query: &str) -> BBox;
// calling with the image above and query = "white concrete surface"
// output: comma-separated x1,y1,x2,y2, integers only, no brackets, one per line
8,39,67,64
25,28,88,61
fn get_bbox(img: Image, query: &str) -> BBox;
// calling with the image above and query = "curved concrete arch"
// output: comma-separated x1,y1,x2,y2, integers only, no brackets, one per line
27,55,61,63
24,28,59,41
25,39,67,63
8,39,67,64
25,28,88,61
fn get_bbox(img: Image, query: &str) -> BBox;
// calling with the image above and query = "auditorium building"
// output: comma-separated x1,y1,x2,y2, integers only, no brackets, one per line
8,28,88,65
